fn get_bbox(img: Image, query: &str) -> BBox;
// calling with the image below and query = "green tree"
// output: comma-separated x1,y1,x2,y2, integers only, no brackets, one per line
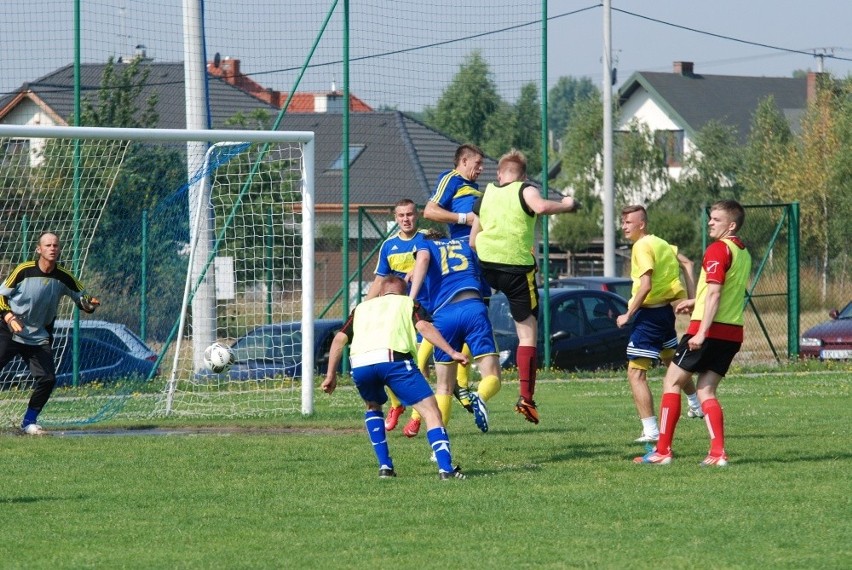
742,96,792,204
423,51,501,146
548,76,598,143
77,57,158,129
512,82,542,176
772,76,852,300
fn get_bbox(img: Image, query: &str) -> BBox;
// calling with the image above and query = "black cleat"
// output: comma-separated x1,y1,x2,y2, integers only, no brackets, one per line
378,467,397,479
439,466,466,480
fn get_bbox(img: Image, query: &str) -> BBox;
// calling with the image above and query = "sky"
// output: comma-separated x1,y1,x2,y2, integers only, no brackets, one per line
3,1,851,109
548,1,852,86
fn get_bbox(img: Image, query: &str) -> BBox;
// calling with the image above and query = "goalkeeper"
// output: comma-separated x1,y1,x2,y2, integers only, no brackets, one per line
0,232,100,435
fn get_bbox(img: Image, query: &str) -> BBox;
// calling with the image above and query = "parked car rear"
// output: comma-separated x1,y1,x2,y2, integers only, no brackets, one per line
203,319,344,380
800,301,852,360
489,288,630,371
548,276,633,301
0,335,157,390
53,319,157,364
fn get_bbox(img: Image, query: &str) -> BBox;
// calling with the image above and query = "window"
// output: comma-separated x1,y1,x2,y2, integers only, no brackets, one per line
654,130,684,167
1,138,30,167
328,144,365,170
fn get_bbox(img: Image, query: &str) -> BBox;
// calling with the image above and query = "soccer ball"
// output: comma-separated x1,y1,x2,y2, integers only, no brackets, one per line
204,342,235,374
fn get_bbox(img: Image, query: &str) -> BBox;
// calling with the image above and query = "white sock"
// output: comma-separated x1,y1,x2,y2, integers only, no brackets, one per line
641,416,659,436
686,393,701,409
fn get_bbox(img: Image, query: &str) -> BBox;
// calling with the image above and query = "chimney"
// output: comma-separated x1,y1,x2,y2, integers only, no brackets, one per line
806,71,827,103
220,57,240,79
673,61,694,76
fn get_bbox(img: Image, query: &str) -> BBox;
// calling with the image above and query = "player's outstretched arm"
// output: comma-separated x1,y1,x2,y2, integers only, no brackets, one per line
321,331,350,395
415,320,469,367
522,186,579,215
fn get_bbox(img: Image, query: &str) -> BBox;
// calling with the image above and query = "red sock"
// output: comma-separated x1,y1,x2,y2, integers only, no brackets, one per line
656,392,681,455
516,345,537,400
701,398,725,456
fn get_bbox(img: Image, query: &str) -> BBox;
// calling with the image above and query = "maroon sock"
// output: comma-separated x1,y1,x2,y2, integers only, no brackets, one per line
516,345,537,400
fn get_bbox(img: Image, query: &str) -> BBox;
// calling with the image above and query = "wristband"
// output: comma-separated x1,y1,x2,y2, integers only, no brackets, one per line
457,212,467,225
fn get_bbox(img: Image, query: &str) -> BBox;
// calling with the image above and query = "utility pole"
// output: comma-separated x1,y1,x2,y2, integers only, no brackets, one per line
602,0,615,276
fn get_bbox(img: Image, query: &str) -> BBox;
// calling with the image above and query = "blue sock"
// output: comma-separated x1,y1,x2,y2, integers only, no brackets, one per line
365,410,392,469
427,426,453,473
22,407,39,427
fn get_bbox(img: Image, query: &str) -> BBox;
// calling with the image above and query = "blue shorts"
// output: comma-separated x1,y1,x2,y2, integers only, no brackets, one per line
626,305,678,362
432,298,497,363
351,360,434,407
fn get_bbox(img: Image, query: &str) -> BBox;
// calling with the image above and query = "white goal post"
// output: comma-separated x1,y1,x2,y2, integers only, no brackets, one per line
0,124,317,423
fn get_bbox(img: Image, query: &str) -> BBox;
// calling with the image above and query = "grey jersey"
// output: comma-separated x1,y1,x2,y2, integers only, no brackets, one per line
0,261,86,345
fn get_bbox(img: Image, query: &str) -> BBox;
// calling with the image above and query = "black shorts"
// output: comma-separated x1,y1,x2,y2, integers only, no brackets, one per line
670,334,741,376
480,266,538,322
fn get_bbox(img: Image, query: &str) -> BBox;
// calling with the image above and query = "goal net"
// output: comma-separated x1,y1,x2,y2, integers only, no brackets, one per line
0,125,315,427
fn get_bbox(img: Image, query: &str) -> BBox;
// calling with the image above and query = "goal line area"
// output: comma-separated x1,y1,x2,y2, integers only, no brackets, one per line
0,125,318,426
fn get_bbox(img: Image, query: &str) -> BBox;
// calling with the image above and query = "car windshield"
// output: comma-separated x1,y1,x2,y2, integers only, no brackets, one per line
231,328,302,362
609,281,632,300
839,302,852,319
488,296,515,332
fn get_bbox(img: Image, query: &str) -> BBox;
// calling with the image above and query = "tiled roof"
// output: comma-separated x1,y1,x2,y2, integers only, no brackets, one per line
619,71,808,144
12,61,279,129
275,112,497,206
2,61,499,208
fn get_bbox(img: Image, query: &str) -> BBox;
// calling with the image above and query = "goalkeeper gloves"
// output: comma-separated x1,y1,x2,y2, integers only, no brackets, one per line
3,312,24,334
80,295,101,313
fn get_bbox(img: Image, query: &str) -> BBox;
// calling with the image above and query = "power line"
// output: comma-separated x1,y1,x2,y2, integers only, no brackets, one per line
613,7,852,64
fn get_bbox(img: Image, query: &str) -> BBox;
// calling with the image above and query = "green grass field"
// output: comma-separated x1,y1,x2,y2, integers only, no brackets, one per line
1,366,849,569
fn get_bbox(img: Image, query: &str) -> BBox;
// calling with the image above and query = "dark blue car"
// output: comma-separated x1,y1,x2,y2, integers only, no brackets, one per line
0,336,157,389
222,319,344,380
489,288,630,371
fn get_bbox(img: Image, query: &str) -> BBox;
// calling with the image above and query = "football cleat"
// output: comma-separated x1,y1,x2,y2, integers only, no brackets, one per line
402,417,421,438
439,466,466,480
514,397,539,424
687,406,705,419
453,385,473,413
378,466,397,478
21,423,47,436
633,449,673,465
469,393,489,433
384,405,406,431
634,432,660,443
699,454,729,467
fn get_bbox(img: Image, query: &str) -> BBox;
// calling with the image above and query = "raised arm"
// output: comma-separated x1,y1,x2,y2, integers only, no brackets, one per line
521,186,579,216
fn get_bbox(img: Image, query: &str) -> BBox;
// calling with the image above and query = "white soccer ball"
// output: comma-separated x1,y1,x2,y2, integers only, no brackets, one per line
204,342,235,374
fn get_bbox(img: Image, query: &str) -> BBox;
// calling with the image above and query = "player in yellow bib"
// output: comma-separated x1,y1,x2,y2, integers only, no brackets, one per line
635,200,752,467
616,205,704,444
470,149,580,424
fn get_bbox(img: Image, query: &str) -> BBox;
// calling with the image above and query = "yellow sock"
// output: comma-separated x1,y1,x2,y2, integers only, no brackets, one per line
410,408,421,421
477,374,501,402
386,388,402,409
417,340,434,378
456,344,472,388
436,394,453,425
